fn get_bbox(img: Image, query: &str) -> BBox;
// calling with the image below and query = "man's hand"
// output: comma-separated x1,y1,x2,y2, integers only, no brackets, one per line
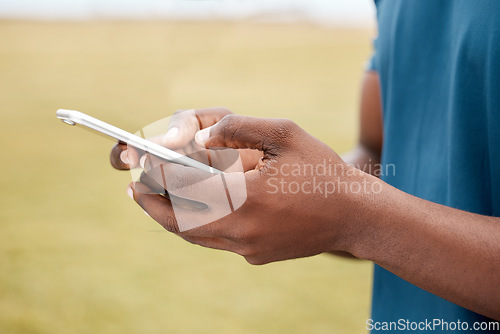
125,113,382,264
110,107,263,172
111,109,500,320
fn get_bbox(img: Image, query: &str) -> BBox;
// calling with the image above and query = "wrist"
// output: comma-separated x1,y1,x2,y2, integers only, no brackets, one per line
334,169,389,259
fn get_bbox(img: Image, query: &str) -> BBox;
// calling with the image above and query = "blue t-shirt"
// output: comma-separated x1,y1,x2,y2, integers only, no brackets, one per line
369,0,500,332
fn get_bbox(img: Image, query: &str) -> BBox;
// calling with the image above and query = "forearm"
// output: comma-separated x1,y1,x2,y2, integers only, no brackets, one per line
349,177,500,320
328,71,382,259
328,145,381,259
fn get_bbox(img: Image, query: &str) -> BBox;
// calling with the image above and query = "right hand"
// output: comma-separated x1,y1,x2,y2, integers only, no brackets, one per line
109,107,263,173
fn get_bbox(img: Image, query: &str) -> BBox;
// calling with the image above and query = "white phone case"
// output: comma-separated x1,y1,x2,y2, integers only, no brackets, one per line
56,109,221,174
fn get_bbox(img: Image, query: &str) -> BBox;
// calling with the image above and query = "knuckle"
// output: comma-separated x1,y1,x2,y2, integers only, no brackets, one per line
219,113,238,126
244,256,265,266
173,109,187,116
280,118,297,129
159,215,180,233
236,243,257,257
181,235,196,244
219,114,242,141
274,118,297,135
234,224,259,244
195,108,233,129
171,109,195,125
212,107,233,116
110,145,125,169
269,118,300,146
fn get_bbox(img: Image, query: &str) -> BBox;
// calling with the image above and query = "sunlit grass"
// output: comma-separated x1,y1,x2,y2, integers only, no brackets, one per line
0,20,373,334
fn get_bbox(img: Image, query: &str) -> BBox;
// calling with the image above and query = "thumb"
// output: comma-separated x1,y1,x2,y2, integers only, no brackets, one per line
194,114,298,153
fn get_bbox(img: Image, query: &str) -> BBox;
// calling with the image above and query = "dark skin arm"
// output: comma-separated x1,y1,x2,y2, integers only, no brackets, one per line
343,69,383,171
330,70,382,258
111,74,500,320
332,73,500,316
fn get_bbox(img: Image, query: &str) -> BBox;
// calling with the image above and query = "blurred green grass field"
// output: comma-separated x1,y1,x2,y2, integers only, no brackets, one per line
0,20,374,334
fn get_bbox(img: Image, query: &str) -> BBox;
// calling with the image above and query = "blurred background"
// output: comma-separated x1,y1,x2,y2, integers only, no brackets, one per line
0,1,376,333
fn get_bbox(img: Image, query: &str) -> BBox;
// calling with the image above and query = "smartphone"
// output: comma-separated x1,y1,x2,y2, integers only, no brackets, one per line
56,109,221,174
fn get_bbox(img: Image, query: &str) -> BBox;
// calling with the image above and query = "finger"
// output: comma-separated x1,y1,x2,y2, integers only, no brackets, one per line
110,142,140,170
129,182,180,233
130,181,236,238
159,109,199,150
160,108,233,149
139,171,210,211
194,107,232,128
130,181,236,252
180,235,235,252
141,157,247,235
144,161,222,200
130,181,240,254
194,115,300,154
239,149,264,172
139,171,166,194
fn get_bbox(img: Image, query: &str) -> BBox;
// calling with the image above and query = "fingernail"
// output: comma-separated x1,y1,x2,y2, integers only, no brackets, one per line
127,186,134,200
164,127,179,140
140,155,147,169
195,127,211,145
143,210,150,217
120,150,129,164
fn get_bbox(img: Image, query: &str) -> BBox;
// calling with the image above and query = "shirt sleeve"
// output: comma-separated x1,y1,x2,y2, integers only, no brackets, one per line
364,37,378,72
365,0,380,72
